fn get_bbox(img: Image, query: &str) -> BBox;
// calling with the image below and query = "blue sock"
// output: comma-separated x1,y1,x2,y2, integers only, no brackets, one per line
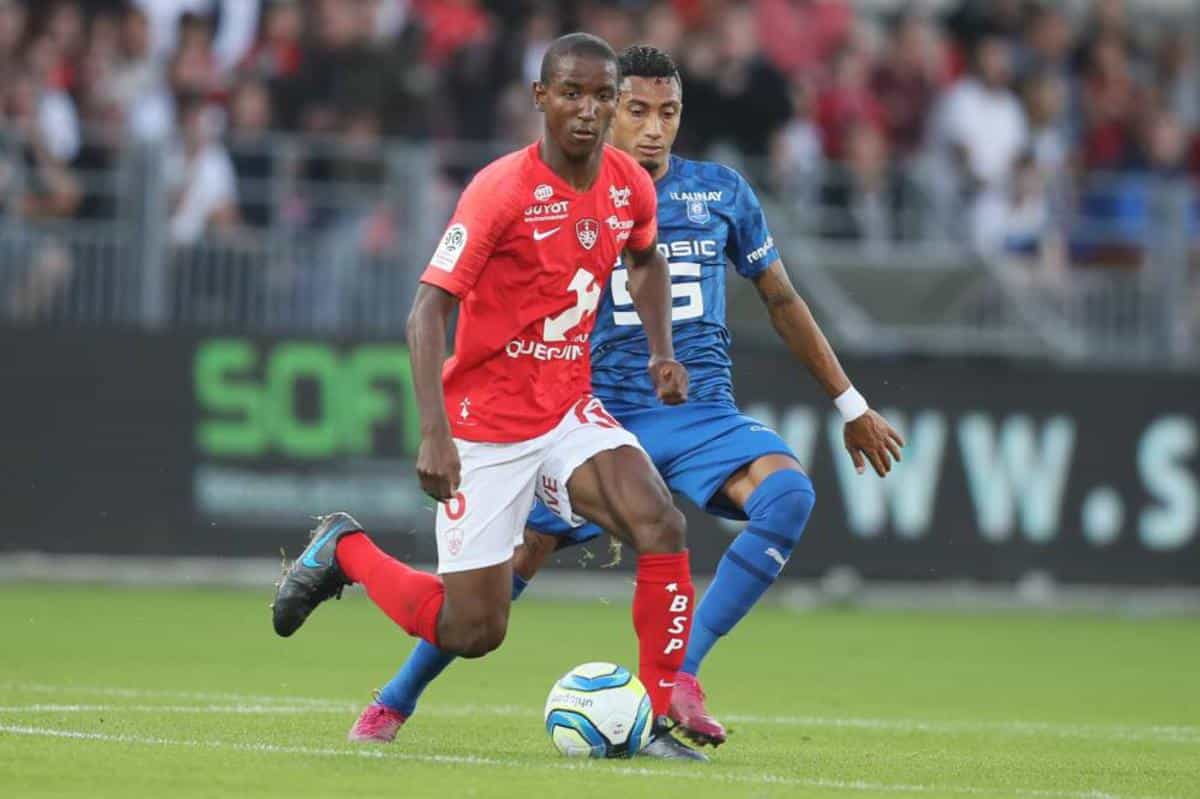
682,470,814,676
377,573,529,715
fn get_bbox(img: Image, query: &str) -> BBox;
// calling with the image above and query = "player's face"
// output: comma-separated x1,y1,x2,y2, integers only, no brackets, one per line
534,55,619,162
612,75,682,177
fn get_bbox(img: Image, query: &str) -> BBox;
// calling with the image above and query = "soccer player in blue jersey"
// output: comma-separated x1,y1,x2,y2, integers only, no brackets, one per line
347,45,905,748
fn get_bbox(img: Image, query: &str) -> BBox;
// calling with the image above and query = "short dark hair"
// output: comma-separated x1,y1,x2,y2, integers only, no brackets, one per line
539,32,619,84
618,45,681,92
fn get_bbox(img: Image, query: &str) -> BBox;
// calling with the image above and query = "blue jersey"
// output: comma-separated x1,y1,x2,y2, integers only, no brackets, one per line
590,156,780,407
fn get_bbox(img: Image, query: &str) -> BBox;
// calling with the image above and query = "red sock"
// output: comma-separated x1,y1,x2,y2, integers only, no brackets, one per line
336,533,444,646
632,550,695,717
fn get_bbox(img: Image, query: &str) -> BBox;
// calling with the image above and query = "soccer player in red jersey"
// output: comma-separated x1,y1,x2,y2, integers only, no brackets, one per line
272,33,705,760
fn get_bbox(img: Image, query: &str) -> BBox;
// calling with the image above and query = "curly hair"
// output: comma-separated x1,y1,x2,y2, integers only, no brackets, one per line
617,44,681,92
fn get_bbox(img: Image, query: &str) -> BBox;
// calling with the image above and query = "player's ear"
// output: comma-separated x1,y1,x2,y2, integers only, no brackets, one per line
532,81,546,112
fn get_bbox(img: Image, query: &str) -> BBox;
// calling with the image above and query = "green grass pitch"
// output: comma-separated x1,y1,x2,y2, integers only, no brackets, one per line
1,584,1197,798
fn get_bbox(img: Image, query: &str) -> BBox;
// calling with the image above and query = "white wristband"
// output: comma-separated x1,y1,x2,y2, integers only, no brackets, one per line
834,386,869,422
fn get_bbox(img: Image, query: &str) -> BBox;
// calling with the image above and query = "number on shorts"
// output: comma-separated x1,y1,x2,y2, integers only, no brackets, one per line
444,491,467,520
574,397,619,429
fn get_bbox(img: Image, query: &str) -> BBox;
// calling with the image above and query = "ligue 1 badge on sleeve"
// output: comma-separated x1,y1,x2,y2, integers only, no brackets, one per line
576,218,599,250
431,223,468,271
686,199,710,224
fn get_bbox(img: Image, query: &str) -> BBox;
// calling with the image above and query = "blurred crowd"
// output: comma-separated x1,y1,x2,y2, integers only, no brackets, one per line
1,0,1199,316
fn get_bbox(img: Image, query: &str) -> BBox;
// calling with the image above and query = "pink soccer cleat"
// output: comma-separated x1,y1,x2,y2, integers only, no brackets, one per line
668,673,727,747
347,702,408,743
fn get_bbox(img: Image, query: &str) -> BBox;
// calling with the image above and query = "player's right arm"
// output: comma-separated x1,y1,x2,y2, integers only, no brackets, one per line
407,284,460,501
623,157,688,405
624,241,688,405
408,164,512,500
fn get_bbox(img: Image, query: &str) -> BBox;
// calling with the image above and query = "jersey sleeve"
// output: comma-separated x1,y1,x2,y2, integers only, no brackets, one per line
420,168,514,298
625,160,658,253
726,171,779,279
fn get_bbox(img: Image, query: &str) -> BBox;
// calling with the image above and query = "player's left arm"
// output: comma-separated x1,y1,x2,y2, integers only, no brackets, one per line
625,240,688,405
752,261,904,477
727,168,903,476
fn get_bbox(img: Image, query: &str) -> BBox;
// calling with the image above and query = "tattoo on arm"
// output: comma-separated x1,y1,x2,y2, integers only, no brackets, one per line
753,260,850,398
755,266,798,311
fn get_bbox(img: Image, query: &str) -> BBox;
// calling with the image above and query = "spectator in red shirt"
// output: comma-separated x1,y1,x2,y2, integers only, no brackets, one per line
1126,110,1190,176
871,12,946,158
239,0,304,82
415,0,491,69
754,0,852,80
669,0,708,29
1080,32,1146,170
42,1,85,92
816,45,883,160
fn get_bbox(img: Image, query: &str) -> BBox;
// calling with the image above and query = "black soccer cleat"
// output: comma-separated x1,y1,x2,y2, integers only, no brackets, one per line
271,512,363,637
639,716,710,762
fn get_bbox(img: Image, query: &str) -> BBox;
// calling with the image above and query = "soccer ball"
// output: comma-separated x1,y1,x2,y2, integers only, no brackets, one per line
543,662,654,758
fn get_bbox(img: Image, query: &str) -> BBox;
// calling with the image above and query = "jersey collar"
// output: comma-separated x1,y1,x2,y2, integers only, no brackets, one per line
529,140,604,196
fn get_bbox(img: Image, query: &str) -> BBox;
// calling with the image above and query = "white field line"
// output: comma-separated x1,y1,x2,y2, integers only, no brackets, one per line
3,682,1198,745
0,703,523,717
0,682,345,707
716,715,1200,745
0,722,1177,799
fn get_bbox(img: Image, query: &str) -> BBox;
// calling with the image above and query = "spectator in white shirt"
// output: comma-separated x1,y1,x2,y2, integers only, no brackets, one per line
1,62,81,219
1022,70,1069,176
133,0,259,74
164,93,238,244
107,4,174,141
927,34,1028,255
1156,31,1200,130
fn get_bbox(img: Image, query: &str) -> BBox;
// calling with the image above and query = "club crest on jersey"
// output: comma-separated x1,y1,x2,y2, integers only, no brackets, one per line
534,183,553,202
686,199,710,224
576,218,600,250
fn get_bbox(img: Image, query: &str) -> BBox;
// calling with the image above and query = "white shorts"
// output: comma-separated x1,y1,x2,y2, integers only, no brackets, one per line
435,396,642,574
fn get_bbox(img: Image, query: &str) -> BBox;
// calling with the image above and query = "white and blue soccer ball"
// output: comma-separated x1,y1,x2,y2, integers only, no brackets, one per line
543,662,654,758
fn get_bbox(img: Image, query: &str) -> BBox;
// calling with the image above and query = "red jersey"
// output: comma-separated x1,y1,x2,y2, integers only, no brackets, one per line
420,142,658,442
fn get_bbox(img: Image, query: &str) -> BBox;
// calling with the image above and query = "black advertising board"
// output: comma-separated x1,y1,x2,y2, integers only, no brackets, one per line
2,329,194,555
1,329,1196,584
727,351,1199,585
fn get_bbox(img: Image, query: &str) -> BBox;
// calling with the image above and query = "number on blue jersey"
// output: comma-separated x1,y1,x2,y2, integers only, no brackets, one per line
591,156,781,408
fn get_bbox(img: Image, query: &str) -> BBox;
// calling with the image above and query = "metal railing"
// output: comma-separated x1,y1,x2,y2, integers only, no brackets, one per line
1,127,1197,368
760,159,1199,367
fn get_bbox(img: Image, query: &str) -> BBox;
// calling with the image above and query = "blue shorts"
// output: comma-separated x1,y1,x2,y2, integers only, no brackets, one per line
526,400,795,546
